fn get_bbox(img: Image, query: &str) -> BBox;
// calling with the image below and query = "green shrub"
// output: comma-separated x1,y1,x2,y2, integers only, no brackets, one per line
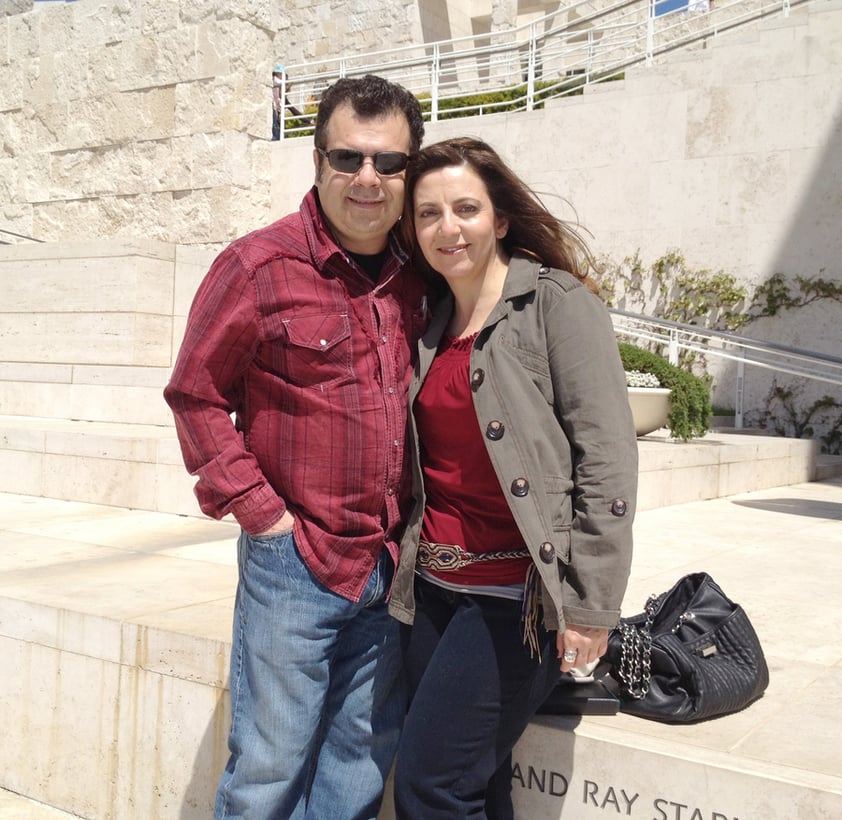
619,343,711,440
416,77,592,119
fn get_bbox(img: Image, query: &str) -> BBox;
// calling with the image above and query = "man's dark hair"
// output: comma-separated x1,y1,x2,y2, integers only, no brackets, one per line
314,74,425,153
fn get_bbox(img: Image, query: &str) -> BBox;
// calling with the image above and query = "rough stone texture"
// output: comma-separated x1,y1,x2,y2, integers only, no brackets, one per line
1,1,276,247
1,0,460,247
0,0,32,17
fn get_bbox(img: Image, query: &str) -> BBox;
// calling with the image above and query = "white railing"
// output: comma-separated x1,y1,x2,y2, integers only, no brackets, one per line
278,0,808,137
609,309,842,428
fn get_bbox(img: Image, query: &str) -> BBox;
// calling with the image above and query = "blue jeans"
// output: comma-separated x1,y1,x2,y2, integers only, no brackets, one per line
215,530,404,820
394,578,560,820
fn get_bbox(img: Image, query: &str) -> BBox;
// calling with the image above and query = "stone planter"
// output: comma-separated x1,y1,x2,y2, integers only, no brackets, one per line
627,387,672,436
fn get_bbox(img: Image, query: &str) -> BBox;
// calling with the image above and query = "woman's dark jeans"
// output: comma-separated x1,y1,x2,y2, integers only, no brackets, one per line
394,577,561,819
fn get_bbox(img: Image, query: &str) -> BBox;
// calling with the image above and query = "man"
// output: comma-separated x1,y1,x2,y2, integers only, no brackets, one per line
164,75,426,819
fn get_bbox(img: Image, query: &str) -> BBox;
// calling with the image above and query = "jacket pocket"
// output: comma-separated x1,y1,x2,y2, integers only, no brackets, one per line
545,474,573,535
553,526,572,564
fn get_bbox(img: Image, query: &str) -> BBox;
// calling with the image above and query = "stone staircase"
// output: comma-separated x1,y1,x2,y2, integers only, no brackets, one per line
0,240,827,519
0,239,213,517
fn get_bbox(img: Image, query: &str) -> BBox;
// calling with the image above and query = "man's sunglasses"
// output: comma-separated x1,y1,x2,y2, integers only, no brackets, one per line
317,148,410,176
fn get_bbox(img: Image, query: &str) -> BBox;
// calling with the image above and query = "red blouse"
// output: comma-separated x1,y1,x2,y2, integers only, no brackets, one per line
414,333,531,585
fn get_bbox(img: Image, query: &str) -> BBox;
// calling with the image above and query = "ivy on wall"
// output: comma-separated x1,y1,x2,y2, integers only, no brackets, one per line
594,250,842,332
592,250,842,452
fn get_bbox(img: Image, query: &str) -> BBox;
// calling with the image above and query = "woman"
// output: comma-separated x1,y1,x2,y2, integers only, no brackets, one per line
388,138,638,819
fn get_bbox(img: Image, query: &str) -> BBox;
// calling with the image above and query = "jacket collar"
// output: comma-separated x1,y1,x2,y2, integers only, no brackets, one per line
501,252,543,298
417,253,544,378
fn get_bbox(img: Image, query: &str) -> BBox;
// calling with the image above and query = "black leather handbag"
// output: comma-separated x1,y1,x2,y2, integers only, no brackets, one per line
606,572,770,723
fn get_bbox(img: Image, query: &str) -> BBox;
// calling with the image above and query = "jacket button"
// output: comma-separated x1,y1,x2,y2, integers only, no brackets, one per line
471,368,485,390
538,541,555,563
486,420,505,440
511,477,529,497
539,265,550,274
611,498,628,516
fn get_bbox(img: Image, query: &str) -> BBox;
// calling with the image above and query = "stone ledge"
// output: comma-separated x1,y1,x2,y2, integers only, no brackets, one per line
635,431,817,510
0,417,820,518
2,476,841,819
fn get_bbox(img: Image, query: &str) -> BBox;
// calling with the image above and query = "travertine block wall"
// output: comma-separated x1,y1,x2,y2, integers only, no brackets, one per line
0,0,436,247
0,239,215,425
272,1,842,422
1,0,704,251
1,0,282,246
2,1,840,429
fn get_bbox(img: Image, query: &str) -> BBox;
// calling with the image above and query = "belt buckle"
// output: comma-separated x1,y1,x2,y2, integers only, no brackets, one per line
418,541,469,571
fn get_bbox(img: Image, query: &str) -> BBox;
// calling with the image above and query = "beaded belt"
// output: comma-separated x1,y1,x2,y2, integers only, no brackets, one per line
417,540,530,571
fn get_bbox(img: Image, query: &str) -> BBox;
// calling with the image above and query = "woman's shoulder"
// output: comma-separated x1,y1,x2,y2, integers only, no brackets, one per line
535,264,586,294
506,253,583,294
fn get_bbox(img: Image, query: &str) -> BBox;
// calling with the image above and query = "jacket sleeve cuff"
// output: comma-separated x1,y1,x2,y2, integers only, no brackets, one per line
561,603,622,631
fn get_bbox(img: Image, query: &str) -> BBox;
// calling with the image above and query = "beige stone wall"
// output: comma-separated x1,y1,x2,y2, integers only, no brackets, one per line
273,2,842,293
269,1,842,421
0,0,436,248
5,0,818,254
1,0,285,247
280,0,424,63
0,0,693,251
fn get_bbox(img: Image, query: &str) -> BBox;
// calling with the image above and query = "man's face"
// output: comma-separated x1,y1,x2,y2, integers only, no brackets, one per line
313,102,411,255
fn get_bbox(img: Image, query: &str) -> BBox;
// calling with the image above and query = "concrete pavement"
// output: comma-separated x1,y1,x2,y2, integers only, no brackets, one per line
1,471,840,818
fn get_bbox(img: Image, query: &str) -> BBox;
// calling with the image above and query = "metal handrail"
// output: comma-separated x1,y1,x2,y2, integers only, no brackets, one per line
609,308,842,428
277,0,809,138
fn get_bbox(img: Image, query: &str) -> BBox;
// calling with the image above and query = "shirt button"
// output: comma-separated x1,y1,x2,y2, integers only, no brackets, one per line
393,439,400,447
538,541,555,563
486,420,505,440
387,386,395,394
611,498,628,516
387,487,395,496
511,477,529,497
471,369,485,390
381,336,388,343
319,339,327,346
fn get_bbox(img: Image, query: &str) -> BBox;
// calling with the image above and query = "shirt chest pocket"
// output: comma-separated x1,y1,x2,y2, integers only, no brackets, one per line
263,313,353,388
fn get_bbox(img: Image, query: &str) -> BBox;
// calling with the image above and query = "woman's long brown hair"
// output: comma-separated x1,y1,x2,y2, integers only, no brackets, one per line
401,137,597,293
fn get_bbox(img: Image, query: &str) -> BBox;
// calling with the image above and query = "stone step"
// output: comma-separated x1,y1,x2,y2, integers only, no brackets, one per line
0,789,78,819
2,475,840,819
0,416,196,516
0,415,819,517
816,453,842,481
0,363,174,427
0,240,212,372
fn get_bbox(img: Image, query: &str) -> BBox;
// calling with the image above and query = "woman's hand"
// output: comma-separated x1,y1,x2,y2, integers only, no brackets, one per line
557,624,609,673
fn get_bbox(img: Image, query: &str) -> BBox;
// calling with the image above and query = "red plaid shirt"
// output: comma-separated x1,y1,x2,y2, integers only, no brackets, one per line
164,189,428,601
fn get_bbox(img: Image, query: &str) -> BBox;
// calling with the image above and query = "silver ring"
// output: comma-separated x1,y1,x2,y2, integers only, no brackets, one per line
563,649,578,663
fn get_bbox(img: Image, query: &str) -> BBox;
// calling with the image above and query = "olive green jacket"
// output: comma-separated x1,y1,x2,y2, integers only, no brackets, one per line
388,255,638,632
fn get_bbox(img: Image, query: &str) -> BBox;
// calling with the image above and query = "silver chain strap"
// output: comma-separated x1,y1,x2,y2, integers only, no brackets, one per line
616,594,657,700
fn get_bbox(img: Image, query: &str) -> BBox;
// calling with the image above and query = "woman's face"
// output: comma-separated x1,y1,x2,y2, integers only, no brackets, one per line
412,164,508,286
